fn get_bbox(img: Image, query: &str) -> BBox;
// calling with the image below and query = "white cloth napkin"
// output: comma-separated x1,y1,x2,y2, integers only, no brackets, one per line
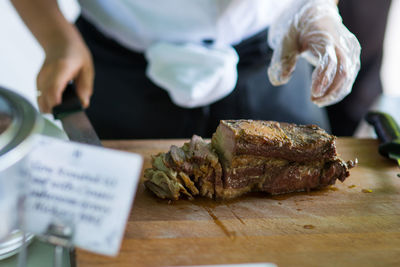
145,42,239,108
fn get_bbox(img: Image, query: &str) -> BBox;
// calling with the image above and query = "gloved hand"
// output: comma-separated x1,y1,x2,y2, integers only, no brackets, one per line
267,0,361,107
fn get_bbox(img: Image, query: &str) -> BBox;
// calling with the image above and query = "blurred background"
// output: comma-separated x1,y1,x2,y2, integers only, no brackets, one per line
0,0,399,137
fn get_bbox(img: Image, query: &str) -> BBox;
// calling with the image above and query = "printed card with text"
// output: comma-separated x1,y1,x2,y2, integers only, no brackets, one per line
21,135,143,256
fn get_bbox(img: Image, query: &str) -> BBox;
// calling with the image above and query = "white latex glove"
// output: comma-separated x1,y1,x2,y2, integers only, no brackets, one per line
268,0,361,107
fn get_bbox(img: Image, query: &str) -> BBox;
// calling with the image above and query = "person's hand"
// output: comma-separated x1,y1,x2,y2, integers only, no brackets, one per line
267,0,361,107
37,35,94,113
10,0,95,113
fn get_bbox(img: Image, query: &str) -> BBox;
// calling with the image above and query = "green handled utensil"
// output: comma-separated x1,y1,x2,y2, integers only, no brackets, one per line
366,111,400,176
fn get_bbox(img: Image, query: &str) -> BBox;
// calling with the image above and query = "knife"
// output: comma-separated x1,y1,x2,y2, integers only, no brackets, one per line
52,83,102,147
366,111,400,174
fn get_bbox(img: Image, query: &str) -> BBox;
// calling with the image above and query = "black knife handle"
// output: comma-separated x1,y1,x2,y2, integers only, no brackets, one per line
52,82,83,120
366,111,400,157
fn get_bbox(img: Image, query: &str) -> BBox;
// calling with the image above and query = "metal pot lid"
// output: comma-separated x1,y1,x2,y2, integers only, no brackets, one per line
0,86,43,171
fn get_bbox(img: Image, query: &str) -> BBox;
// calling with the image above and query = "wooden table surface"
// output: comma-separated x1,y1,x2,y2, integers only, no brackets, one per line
76,138,400,267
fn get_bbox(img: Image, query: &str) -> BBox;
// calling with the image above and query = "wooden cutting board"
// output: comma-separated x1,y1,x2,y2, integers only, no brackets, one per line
76,138,400,267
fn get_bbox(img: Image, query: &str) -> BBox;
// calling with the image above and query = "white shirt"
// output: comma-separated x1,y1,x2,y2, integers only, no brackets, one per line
78,0,290,52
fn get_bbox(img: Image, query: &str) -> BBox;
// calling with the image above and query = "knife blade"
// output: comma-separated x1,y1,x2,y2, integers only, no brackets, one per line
366,111,400,175
52,83,102,147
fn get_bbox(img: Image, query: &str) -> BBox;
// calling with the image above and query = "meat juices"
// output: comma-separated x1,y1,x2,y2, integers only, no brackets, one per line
144,120,357,200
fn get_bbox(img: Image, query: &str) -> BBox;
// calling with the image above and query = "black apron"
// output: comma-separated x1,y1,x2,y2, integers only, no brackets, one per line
76,16,329,139
327,0,391,136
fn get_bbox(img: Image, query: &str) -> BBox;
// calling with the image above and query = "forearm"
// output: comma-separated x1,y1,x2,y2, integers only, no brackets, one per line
11,0,83,53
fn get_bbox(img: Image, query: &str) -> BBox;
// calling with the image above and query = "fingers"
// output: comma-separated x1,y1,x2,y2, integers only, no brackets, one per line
268,51,298,86
268,28,299,86
37,60,72,113
301,10,361,106
310,44,337,99
311,46,354,107
36,57,94,113
75,61,94,108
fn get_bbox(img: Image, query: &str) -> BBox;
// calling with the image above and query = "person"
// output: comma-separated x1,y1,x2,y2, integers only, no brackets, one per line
11,0,360,139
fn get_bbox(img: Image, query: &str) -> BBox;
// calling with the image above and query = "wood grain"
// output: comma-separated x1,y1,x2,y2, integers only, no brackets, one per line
76,138,400,267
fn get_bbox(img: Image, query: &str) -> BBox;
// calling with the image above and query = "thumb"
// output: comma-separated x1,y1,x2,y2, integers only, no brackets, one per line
75,64,94,108
268,32,299,86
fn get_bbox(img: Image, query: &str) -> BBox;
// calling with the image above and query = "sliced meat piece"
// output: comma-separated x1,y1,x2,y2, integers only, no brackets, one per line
144,120,356,200
144,135,222,200
211,120,336,164
212,120,355,199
